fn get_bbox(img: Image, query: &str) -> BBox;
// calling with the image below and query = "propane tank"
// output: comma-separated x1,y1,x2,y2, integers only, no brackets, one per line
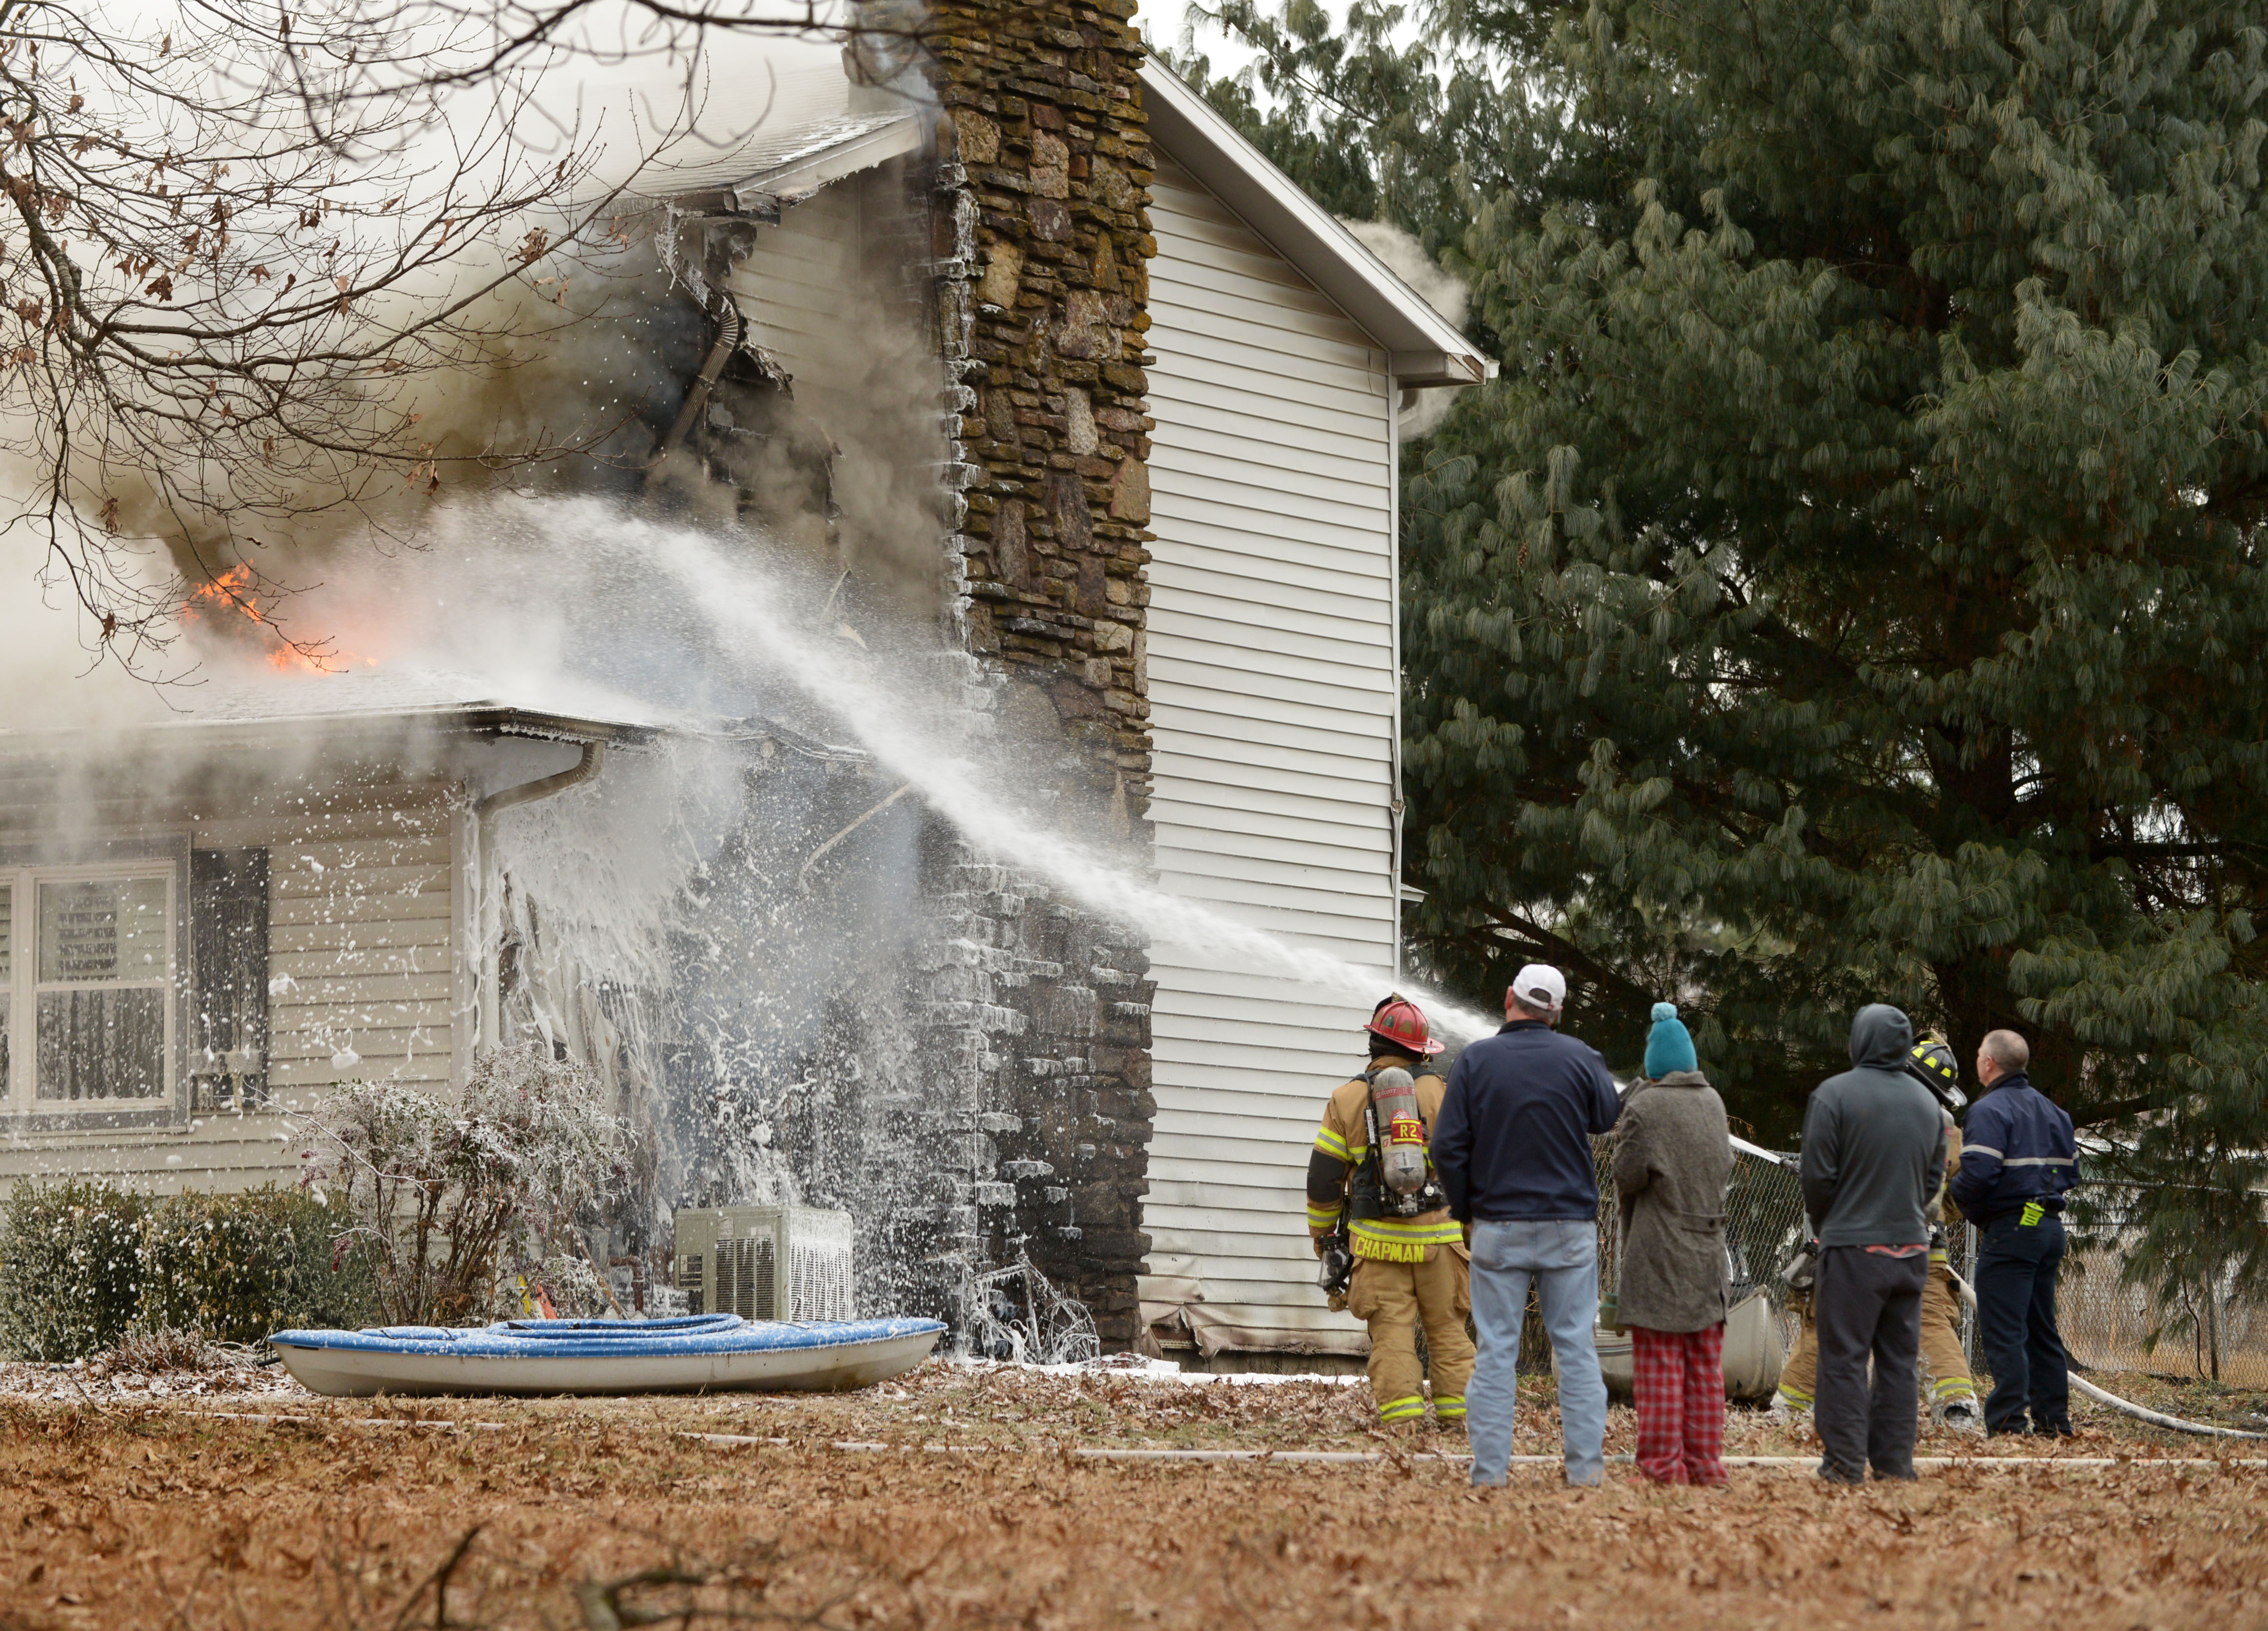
1371,1067,1429,1195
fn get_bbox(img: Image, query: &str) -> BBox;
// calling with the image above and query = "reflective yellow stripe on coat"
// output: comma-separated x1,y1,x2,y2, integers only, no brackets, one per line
1349,1216,1463,1263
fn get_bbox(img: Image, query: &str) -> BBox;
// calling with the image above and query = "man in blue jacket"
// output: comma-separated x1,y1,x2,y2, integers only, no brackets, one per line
1433,964,1622,1488
1950,1030,2080,1436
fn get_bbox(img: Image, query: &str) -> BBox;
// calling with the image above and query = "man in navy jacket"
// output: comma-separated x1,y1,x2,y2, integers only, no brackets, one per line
1950,1030,2080,1436
1433,964,1622,1487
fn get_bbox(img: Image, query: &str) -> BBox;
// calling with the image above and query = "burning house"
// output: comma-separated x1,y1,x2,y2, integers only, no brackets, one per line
0,0,1487,1368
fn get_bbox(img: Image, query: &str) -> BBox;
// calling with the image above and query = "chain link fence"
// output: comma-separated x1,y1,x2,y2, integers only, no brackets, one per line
2045,1205,2268,1388
1595,1138,2268,1389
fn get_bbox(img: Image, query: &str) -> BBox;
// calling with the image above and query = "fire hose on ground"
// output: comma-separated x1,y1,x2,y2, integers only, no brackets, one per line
2066,1373,2268,1441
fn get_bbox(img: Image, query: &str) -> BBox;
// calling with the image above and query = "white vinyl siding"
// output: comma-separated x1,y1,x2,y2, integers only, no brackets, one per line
0,792,459,1196
265,802,456,1094
1140,157,1399,1354
725,183,859,385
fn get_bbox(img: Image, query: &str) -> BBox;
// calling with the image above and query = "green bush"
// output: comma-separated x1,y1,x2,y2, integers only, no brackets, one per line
139,1187,375,1343
0,1180,377,1359
0,1180,152,1360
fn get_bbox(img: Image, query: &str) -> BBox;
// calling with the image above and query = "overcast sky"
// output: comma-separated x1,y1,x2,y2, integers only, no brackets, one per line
1140,0,1263,75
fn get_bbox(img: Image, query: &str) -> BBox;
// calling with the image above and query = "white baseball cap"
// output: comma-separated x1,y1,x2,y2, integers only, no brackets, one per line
1508,964,1567,1014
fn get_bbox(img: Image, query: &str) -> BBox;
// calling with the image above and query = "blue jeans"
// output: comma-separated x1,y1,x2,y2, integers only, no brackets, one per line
1466,1218,1608,1485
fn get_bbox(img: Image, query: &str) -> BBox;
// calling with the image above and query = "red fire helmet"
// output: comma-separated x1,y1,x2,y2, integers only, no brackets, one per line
1366,995,1446,1056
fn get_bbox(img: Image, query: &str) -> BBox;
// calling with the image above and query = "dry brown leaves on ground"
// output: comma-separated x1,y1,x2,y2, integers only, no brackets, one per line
0,1370,2264,1631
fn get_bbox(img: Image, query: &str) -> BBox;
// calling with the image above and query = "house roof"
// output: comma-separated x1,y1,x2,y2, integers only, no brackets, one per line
647,55,1492,389
597,38,907,200
728,111,923,209
1137,62,1493,389
649,109,923,207
0,667,884,774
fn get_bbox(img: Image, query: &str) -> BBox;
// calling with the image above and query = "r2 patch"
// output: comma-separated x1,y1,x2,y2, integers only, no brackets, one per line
1387,1113,1426,1146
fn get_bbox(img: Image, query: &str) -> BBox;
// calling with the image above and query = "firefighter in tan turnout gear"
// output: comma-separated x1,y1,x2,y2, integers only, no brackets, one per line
1308,996,1475,1429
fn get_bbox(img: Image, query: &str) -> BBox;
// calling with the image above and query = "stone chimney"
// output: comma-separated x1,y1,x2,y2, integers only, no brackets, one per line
913,0,1159,1350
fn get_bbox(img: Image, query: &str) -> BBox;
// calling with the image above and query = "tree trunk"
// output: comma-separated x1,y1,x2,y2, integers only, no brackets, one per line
2205,1277,2221,1384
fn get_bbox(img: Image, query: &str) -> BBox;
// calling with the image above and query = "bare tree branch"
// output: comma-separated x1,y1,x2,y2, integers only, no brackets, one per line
0,0,648,667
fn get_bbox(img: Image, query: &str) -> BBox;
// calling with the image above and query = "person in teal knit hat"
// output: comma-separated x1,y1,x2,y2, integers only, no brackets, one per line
1643,1001,1698,1079
1612,1001,1733,1483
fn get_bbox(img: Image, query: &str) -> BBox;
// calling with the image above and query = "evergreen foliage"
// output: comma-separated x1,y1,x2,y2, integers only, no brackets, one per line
1153,37,1380,220
1203,0,2268,1296
0,1182,370,1358
1183,0,1542,252
0,1181,150,1360
138,1188,375,1344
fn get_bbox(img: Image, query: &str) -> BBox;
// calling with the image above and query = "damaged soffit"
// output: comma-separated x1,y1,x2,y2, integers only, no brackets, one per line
645,50,1491,391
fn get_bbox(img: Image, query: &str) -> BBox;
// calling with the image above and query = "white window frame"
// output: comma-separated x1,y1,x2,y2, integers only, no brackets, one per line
0,837,188,1130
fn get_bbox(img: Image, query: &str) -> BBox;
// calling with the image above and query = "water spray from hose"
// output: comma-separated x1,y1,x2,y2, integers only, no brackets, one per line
586,502,1506,1045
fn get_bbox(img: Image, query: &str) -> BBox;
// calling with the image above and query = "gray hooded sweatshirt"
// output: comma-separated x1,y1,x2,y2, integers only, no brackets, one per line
1799,1005,1947,1248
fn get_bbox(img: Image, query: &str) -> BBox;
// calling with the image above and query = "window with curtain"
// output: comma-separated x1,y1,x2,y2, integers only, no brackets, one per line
4,872,173,1105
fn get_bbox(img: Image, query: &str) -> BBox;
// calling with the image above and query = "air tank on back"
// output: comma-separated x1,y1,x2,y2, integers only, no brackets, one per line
1370,1067,1428,1195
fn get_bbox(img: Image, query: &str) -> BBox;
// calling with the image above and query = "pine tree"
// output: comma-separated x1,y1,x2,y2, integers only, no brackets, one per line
1205,0,2268,1280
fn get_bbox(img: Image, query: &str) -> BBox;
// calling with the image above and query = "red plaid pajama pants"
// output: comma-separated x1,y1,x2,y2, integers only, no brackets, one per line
1630,1322,1727,1486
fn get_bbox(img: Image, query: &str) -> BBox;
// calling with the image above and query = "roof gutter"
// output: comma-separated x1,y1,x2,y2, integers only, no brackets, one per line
475,739,607,821
0,705,656,763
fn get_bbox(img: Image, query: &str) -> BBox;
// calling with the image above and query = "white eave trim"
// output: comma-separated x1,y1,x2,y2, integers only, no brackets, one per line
727,111,923,210
1140,60,1495,389
0,707,657,759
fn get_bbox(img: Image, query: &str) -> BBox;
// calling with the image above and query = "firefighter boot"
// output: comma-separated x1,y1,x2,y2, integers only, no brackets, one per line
1936,1398,1983,1434
1416,1245,1475,1429
1773,1295,1818,1426
1921,1258,1981,1434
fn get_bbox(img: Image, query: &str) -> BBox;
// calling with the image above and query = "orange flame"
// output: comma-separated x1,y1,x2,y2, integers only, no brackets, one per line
184,564,348,674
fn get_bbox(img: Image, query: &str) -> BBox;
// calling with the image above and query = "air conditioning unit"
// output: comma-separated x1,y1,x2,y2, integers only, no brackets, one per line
672,1205,856,1322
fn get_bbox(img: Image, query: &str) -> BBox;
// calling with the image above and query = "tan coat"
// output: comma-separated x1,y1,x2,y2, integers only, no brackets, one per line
1612,1070,1734,1333
1308,1057,1463,1264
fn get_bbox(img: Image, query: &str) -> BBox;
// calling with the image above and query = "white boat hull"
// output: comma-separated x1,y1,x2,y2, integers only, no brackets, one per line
1594,1289,1786,1401
273,1324,940,1398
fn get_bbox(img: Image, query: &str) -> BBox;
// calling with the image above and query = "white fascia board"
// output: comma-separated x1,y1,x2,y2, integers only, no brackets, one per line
726,112,923,209
1140,60,1495,388
0,707,656,760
